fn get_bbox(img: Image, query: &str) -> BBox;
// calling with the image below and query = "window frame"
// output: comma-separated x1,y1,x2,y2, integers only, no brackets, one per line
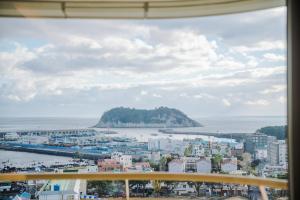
287,0,300,199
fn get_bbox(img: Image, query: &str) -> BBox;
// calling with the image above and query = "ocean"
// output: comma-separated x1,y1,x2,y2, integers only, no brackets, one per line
0,116,286,132
0,116,287,141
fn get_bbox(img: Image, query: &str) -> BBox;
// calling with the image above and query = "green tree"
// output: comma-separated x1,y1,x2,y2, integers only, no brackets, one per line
257,125,287,140
159,156,174,171
184,144,193,156
87,181,113,196
211,154,223,172
149,162,160,171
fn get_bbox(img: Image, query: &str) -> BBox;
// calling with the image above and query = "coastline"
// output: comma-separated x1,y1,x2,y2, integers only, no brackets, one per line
158,129,252,141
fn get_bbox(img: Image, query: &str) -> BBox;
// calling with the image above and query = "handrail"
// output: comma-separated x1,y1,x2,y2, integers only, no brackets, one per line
0,172,288,189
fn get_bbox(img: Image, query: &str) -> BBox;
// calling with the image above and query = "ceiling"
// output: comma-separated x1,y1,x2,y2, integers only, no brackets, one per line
0,0,285,19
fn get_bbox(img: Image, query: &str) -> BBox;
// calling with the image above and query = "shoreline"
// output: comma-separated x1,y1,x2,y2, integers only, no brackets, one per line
158,129,252,141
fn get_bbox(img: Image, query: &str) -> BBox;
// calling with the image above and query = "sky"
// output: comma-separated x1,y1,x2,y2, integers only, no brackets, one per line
0,7,287,118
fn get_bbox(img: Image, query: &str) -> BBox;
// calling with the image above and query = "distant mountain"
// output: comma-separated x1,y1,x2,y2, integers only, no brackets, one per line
94,107,202,128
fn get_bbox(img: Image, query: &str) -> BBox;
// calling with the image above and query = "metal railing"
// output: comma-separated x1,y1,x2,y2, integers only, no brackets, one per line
0,172,288,200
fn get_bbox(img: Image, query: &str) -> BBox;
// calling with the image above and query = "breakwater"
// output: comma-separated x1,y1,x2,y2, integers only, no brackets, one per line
0,144,110,160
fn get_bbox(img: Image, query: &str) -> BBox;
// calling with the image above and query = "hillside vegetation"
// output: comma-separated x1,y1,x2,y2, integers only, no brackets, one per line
257,125,287,140
94,107,201,128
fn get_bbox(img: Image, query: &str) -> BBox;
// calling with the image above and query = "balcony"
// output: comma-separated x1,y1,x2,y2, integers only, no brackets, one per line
0,172,288,200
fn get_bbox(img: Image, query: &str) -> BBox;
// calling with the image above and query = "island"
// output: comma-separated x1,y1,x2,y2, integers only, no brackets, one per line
93,107,202,128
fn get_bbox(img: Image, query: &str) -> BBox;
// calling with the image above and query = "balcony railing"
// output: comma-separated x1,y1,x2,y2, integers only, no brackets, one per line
0,172,288,200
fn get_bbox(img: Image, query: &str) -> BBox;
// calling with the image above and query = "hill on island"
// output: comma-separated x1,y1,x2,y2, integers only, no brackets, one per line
94,107,202,128
257,125,287,140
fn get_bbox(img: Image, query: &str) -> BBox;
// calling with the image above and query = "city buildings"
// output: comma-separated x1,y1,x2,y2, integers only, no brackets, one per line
254,148,268,160
244,132,268,154
111,152,132,169
148,138,188,155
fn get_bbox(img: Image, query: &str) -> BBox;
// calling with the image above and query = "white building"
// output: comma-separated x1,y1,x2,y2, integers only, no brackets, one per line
4,132,19,141
111,152,132,168
268,140,287,166
192,145,205,156
196,157,212,173
221,158,237,173
85,165,98,173
168,159,185,173
148,139,160,151
184,157,198,172
278,141,287,166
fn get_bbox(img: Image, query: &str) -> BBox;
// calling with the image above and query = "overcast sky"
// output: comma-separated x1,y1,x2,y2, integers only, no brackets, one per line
0,7,287,118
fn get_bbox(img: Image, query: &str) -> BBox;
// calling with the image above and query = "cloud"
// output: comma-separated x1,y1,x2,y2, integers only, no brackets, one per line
179,93,188,98
152,93,162,98
260,85,286,94
140,90,148,96
263,53,286,62
245,99,270,106
278,96,287,104
214,56,245,70
222,99,231,107
232,40,285,53
0,7,287,117
193,93,215,100
250,66,286,78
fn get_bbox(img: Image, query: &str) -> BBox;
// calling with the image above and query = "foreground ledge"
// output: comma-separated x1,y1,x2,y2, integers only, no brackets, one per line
0,172,288,189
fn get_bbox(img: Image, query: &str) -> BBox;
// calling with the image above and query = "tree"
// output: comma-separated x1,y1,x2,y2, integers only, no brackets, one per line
159,157,168,171
184,144,193,156
87,181,113,196
187,182,203,197
211,154,223,172
149,162,160,171
251,159,261,169
159,156,174,171
152,180,161,197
